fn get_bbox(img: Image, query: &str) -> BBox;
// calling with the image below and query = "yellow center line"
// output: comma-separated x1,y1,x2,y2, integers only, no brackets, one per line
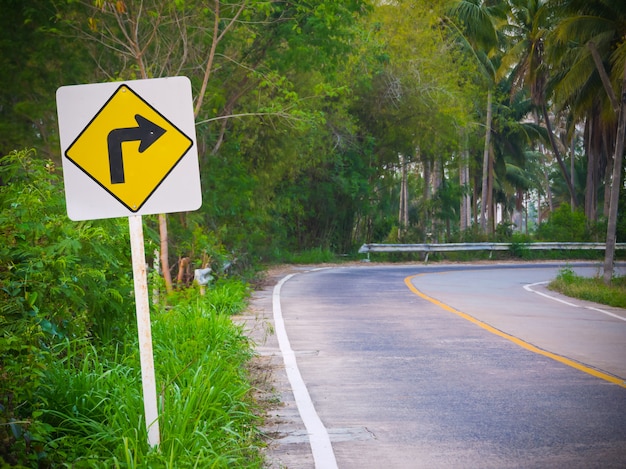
404,274,626,389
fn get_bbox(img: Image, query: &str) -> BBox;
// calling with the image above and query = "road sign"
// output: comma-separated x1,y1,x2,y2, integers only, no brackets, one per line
56,77,202,448
56,77,201,220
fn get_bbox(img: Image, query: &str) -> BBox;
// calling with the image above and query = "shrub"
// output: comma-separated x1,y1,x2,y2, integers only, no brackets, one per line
535,203,591,241
0,149,134,465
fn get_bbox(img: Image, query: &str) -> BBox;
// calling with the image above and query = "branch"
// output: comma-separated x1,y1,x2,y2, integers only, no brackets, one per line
194,0,248,117
196,110,306,126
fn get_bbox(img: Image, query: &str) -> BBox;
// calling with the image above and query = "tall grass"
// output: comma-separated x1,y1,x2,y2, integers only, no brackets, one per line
36,280,263,468
548,267,626,308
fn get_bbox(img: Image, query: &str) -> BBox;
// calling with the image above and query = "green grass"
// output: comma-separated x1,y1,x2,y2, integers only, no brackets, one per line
32,280,264,468
279,247,348,264
548,267,626,308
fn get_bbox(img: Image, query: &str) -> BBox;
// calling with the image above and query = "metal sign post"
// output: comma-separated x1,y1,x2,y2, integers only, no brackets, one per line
128,214,160,447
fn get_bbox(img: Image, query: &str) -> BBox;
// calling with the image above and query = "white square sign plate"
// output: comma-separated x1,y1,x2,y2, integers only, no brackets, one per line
56,76,201,220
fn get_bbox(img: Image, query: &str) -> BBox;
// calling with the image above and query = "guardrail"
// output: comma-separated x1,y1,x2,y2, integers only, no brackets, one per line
358,242,626,262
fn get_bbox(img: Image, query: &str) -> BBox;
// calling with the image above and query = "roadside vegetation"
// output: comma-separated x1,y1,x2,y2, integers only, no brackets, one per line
549,267,626,309
37,290,261,468
0,151,262,467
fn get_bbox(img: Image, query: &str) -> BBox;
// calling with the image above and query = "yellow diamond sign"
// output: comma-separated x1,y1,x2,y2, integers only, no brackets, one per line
64,83,193,213
57,77,201,220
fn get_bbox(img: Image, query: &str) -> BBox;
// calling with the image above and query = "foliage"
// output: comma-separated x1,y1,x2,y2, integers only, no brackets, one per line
549,267,626,308
534,203,593,242
0,149,262,466
278,247,341,264
2,0,626,264
170,277,251,316
0,1,96,160
0,149,136,465
0,150,134,341
36,293,261,467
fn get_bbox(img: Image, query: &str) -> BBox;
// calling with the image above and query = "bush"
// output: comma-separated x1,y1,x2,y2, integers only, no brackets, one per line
0,149,134,465
509,232,532,258
0,149,134,341
1,150,263,467
535,203,592,241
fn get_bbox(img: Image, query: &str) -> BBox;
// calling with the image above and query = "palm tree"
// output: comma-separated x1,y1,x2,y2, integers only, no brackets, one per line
549,0,626,282
490,73,545,231
548,5,615,223
446,0,507,234
499,0,578,207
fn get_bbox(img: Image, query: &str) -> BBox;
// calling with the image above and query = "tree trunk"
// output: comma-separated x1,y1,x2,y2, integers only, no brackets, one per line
584,116,595,220
460,146,471,231
176,257,190,287
423,156,431,201
433,158,443,241
541,103,578,207
588,42,619,114
473,174,479,226
488,144,495,235
398,154,408,240
603,146,613,218
570,134,576,209
585,139,597,221
534,111,553,215
603,62,626,284
602,124,613,218
525,192,529,235
480,89,492,233
159,214,173,294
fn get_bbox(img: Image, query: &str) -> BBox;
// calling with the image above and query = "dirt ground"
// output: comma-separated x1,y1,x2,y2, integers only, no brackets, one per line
235,265,316,469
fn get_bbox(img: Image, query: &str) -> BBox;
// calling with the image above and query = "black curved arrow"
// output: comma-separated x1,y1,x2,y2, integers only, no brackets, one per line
107,114,166,184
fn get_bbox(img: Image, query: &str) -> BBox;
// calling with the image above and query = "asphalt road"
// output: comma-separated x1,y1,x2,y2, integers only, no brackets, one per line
247,263,626,469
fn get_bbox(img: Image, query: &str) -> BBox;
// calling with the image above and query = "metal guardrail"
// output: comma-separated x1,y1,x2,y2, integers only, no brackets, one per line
358,242,626,262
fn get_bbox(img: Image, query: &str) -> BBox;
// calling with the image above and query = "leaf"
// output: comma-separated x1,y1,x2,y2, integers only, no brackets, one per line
88,17,98,32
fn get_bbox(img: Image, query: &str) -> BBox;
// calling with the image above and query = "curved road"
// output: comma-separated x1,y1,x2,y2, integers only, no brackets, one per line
247,263,626,469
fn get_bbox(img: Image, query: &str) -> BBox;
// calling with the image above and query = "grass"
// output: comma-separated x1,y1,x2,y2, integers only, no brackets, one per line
548,267,626,308
33,278,264,468
274,247,356,264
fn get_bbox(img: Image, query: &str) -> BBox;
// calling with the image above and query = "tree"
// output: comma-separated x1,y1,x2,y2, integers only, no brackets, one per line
58,0,369,287
549,0,626,281
0,1,91,159
59,0,252,292
446,0,507,234
499,0,578,208
489,74,545,231
348,0,479,242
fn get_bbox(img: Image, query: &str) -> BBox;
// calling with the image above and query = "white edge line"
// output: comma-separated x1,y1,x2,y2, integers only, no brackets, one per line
585,306,626,321
523,281,580,307
273,273,338,469
524,281,626,322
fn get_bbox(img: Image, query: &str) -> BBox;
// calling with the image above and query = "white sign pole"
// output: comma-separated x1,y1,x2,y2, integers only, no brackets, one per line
128,214,160,447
